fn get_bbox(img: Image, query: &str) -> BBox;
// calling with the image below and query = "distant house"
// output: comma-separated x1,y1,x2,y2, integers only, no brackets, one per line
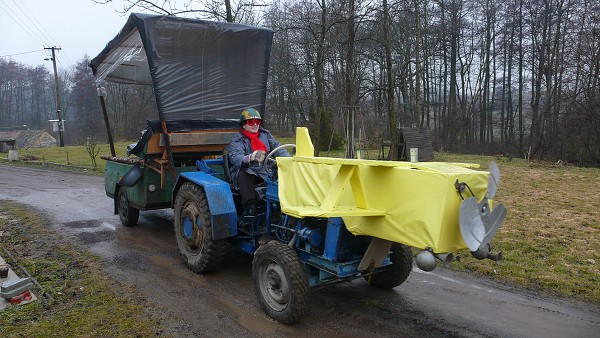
0,127,56,152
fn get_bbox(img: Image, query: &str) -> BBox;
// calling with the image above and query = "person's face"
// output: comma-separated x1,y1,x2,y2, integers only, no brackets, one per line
243,118,261,133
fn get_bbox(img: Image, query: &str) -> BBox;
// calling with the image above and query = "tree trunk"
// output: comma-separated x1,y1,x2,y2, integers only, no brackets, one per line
383,0,398,159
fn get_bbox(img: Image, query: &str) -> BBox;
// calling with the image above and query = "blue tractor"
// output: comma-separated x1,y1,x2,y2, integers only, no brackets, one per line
91,14,506,324
170,140,416,323
168,129,505,324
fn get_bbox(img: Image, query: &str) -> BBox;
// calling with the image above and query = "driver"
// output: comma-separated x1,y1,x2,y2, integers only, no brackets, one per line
228,108,290,215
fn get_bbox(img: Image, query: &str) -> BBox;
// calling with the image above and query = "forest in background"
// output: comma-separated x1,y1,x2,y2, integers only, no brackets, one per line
1,0,599,165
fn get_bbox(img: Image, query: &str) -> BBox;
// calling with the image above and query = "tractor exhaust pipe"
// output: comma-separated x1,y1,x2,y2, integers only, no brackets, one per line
435,253,454,266
471,243,502,262
416,250,454,271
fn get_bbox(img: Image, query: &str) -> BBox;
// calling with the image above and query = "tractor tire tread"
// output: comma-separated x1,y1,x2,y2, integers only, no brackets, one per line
368,243,413,290
174,182,226,273
118,187,139,227
252,241,308,324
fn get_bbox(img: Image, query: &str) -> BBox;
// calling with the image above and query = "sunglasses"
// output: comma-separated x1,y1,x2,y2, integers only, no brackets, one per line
246,119,261,126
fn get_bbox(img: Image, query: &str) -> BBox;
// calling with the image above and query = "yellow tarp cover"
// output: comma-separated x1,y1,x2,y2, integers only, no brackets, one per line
276,128,489,253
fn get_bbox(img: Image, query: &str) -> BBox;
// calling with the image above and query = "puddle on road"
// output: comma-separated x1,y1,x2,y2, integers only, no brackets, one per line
102,222,116,230
112,252,152,272
77,230,115,245
63,220,102,228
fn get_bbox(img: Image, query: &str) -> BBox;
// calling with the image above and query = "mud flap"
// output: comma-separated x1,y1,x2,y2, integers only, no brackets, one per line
459,197,507,252
120,164,143,187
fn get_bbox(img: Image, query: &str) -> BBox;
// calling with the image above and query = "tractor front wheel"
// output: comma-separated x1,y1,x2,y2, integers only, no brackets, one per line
174,182,226,273
366,243,413,290
117,186,139,227
252,241,308,324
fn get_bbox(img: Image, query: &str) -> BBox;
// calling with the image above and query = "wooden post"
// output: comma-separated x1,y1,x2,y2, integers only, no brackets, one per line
97,89,116,157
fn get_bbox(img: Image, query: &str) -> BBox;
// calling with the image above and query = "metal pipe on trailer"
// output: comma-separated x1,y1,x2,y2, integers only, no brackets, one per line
96,84,116,157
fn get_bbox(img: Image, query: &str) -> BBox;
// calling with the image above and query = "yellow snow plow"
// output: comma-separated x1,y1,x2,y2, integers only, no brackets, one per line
278,127,506,261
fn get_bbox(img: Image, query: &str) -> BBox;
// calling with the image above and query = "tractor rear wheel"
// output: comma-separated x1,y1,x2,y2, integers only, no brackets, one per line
118,186,139,227
174,182,226,273
366,243,413,290
252,241,308,324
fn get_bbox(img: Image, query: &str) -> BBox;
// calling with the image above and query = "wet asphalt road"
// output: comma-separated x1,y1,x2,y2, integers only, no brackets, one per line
1,164,599,337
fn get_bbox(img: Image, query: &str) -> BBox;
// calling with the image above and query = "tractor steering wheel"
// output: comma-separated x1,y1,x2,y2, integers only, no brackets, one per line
264,144,296,177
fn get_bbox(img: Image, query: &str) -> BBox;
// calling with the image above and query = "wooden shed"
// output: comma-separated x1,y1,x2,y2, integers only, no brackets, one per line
380,127,434,162
398,127,434,161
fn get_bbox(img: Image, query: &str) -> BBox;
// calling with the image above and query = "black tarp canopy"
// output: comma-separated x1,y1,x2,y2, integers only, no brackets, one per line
89,13,273,122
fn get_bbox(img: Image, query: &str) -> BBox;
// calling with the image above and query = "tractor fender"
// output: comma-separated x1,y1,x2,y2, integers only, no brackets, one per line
172,172,238,240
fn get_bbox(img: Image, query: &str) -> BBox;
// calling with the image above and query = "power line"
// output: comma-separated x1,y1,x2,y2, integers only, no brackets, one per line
56,56,68,69
0,49,44,58
10,0,75,67
0,0,47,46
11,0,59,46
0,0,75,68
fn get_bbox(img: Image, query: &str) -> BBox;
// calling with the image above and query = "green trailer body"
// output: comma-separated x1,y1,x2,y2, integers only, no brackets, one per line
104,161,198,211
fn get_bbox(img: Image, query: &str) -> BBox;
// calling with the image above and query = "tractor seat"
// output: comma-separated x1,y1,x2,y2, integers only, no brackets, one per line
222,149,267,212
222,149,234,189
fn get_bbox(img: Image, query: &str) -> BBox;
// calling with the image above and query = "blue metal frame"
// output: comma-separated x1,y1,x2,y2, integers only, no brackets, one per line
323,218,344,261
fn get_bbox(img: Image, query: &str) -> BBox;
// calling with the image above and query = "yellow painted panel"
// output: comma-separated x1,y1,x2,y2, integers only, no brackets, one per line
276,128,490,252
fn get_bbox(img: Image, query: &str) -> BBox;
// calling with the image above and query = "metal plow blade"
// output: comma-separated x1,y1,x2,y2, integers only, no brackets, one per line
459,197,507,252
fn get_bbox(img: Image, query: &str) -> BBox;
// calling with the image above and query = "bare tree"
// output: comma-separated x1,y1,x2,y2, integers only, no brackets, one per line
69,57,101,143
13,0,592,166
93,0,268,24
382,0,399,159
0,59,54,131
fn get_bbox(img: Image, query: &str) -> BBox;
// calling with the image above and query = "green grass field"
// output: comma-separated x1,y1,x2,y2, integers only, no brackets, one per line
1,141,599,303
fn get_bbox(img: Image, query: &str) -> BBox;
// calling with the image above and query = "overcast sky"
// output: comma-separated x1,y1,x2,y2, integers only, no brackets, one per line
1,0,136,70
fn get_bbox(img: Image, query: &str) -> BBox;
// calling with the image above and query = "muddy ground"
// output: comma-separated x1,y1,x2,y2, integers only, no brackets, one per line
0,164,598,337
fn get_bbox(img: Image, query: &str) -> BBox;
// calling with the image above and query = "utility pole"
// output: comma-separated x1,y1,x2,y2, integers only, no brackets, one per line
45,46,64,147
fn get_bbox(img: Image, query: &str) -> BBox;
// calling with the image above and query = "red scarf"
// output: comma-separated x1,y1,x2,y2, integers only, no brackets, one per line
240,129,267,152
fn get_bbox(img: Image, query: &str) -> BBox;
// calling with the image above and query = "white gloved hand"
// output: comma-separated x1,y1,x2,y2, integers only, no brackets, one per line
243,150,266,164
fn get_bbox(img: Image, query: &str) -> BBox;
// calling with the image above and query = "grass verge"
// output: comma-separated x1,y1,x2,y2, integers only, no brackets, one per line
0,201,161,336
436,154,600,302
0,141,133,175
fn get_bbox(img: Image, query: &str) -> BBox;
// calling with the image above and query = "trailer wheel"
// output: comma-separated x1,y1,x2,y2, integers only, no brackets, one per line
366,243,413,290
118,187,139,227
174,182,226,273
252,241,308,324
